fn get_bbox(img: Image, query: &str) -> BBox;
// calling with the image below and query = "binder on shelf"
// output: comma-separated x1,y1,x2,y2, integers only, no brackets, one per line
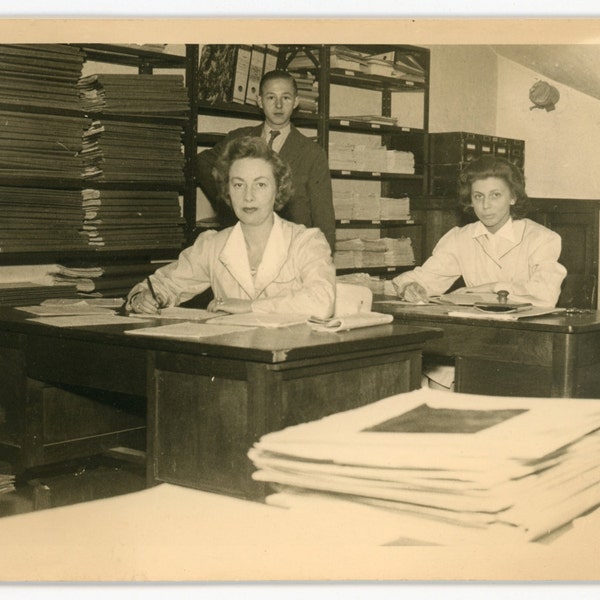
264,45,279,75
245,45,266,106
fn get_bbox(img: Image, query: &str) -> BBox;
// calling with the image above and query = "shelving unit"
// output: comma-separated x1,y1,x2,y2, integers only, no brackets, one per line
0,43,195,266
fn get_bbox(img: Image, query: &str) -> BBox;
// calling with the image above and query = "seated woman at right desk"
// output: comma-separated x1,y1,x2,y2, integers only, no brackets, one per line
392,155,567,308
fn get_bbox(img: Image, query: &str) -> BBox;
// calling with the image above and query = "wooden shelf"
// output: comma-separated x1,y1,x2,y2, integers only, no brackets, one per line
330,169,423,181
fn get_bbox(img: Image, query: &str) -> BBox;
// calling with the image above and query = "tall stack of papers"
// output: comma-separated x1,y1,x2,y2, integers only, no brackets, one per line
80,119,185,186
77,74,189,115
78,188,185,250
0,44,84,110
291,72,318,114
329,143,415,174
333,191,411,222
0,282,77,306
52,261,165,297
249,388,600,545
0,473,15,496
334,237,415,269
0,187,87,253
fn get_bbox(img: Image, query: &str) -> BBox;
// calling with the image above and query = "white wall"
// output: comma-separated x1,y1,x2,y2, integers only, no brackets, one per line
428,46,498,135
496,55,600,199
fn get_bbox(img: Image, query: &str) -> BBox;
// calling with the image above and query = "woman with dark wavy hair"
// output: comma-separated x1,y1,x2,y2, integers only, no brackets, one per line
393,155,566,307
127,136,335,319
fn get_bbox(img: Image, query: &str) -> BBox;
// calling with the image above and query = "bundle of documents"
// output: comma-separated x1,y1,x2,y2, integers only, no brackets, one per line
0,473,15,496
77,74,189,115
78,189,185,251
291,72,319,114
333,191,410,222
0,281,77,306
53,261,165,297
0,186,87,253
0,110,87,182
0,44,84,111
249,388,600,545
334,237,415,268
329,143,415,174
80,119,185,185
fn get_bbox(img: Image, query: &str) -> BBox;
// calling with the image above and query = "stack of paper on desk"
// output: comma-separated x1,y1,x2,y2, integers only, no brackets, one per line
249,388,600,545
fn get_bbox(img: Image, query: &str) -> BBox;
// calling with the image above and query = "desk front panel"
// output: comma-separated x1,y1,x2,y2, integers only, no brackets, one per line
149,343,424,499
382,309,600,398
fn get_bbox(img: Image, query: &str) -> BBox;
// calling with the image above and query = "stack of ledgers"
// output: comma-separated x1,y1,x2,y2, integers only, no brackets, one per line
78,188,185,251
0,44,84,110
290,72,318,114
80,119,185,186
0,281,78,306
334,191,411,221
329,142,415,174
334,236,415,269
0,187,87,253
52,260,169,298
77,74,189,115
249,388,600,546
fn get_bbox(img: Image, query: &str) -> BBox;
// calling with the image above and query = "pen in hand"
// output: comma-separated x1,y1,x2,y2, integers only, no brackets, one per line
146,276,164,313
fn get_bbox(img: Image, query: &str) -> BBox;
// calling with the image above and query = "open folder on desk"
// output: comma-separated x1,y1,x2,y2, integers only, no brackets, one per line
446,306,565,321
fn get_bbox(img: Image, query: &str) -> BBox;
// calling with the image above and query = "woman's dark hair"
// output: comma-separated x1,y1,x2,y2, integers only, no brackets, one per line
212,136,293,211
457,155,529,218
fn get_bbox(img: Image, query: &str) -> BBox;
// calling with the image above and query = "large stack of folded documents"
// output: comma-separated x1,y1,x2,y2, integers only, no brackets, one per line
291,72,318,114
0,44,84,110
0,473,15,496
333,192,411,222
77,74,189,115
80,119,185,185
329,143,415,174
53,261,167,297
249,388,600,545
78,188,185,251
334,237,415,269
0,187,86,253
0,282,77,306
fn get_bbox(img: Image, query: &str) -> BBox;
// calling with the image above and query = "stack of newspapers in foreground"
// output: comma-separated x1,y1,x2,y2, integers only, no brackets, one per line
249,388,600,545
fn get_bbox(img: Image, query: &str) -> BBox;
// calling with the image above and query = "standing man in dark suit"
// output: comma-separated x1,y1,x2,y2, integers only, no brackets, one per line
197,69,336,252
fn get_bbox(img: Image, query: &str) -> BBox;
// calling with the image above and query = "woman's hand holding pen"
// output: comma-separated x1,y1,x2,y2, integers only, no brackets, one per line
128,289,165,314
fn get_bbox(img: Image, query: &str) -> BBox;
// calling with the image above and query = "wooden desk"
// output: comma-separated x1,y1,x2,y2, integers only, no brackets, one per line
375,297,600,398
0,308,440,498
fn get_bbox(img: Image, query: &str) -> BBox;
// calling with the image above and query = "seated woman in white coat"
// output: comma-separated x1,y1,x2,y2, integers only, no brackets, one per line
392,155,567,308
126,136,335,319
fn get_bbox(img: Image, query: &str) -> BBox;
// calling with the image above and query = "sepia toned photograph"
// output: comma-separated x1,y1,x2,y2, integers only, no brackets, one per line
0,16,599,587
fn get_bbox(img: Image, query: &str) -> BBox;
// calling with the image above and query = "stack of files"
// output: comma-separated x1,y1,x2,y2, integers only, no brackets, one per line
362,50,426,83
352,196,382,221
332,190,355,220
79,189,185,251
53,262,165,297
0,281,78,306
0,44,84,111
0,186,86,252
0,473,15,495
387,149,415,174
334,237,415,269
290,72,318,114
77,74,189,115
249,388,600,545
380,195,410,220
0,110,86,181
336,227,379,242
80,119,184,185
329,46,367,71
333,115,398,127
329,143,415,174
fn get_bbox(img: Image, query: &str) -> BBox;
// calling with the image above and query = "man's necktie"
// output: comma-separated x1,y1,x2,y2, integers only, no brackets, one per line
267,129,281,149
